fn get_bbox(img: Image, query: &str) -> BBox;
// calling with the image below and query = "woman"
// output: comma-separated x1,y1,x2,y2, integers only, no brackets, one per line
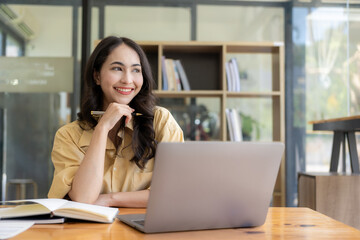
48,36,184,207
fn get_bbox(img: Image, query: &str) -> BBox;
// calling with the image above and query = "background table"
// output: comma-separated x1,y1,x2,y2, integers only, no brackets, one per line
309,115,360,173
298,172,360,229
11,207,360,240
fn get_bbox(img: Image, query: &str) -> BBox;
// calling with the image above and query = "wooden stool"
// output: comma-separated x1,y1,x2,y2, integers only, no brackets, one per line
6,179,38,200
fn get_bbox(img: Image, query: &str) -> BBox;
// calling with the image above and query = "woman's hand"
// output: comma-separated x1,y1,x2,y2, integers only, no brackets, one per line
97,103,134,132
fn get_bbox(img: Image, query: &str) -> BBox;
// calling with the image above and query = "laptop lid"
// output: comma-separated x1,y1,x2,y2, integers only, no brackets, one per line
121,141,284,233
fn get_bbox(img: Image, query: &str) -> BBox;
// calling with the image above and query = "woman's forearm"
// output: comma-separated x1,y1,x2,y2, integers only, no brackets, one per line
95,190,150,208
68,125,108,203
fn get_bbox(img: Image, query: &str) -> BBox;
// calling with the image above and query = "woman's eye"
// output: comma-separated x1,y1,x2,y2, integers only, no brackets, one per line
112,67,122,71
133,68,141,73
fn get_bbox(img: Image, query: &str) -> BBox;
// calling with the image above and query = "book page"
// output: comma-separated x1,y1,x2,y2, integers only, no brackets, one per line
4,198,69,212
0,204,50,218
29,198,69,212
53,201,119,223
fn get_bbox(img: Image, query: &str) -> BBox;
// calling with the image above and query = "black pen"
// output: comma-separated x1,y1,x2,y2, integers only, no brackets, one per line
91,111,143,117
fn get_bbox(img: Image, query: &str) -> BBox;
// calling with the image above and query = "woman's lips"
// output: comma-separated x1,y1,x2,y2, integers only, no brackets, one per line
115,87,133,95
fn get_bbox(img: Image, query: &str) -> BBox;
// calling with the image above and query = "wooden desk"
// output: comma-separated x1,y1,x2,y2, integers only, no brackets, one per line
309,115,360,173
11,207,360,239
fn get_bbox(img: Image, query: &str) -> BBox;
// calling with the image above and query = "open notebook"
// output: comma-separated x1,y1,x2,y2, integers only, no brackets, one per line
0,198,119,223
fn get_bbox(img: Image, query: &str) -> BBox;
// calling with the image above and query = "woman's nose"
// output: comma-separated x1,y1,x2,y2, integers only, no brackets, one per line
121,71,132,84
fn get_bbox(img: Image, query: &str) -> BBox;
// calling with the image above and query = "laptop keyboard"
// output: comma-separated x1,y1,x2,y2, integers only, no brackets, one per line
133,220,145,226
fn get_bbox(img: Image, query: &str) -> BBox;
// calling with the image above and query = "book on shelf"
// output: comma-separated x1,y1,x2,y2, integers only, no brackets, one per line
231,108,243,141
226,108,243,142
225,58,241,92
230,58,241,92
225,109,235,141
173,61,182,91
0,198,119,224
174,59,191,91
162,57,191,91
225,62,232,91
164,58,177,91
161,56,168,90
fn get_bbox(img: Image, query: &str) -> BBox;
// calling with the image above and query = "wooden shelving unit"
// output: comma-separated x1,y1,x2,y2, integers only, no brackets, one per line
139,41,285,206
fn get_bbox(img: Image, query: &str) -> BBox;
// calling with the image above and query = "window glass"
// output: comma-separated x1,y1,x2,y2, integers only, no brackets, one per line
1,4,76,200
304,7,360,172
6,35,21,57
197,5,284,42
7,5,73,57
104,6,191,41
0,31,3,55
289,5,360,206
347,9,360,115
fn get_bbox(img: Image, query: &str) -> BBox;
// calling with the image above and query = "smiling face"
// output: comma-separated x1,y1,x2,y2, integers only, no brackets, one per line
95,43,143,110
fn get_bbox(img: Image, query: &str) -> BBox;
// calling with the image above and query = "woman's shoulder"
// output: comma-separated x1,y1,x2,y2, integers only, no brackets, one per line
57,120,81,131
154,106,170,116
55,120,89,139
153,106,179,128
153,106,184,141
153,106,173,122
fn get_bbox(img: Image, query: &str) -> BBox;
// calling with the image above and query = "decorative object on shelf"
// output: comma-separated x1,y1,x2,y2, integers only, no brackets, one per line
239,112,260,141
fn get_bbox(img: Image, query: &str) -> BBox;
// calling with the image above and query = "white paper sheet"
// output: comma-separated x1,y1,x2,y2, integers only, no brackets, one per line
0,221,34,239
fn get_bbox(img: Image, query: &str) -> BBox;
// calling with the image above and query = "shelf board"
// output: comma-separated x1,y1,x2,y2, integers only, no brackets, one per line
154,90,224,98
154,90,281,98
226,91,281,98
226,42,283,54
273,191,282,196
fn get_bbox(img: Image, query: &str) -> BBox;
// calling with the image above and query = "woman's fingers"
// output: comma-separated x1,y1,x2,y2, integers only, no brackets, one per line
98,103,134,131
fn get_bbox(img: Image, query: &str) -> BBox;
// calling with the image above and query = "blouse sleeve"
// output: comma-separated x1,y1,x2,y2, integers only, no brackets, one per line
154,106,184,144
48,124,85,199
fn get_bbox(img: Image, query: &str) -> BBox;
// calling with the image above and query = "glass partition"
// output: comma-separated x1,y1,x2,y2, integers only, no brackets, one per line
6,35,22,56
289,3,360,206
0,4,79,200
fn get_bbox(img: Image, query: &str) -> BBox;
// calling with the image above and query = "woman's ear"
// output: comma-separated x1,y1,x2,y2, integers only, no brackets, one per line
94,71,100,85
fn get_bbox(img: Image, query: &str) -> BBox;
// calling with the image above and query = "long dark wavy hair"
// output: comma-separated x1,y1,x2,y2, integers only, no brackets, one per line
78,36,157,169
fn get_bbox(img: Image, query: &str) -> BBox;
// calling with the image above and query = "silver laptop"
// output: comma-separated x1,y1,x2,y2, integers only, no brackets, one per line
117,141,284,233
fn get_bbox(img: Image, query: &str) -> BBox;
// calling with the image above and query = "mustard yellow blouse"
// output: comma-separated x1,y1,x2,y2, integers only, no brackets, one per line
48,107,184,198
